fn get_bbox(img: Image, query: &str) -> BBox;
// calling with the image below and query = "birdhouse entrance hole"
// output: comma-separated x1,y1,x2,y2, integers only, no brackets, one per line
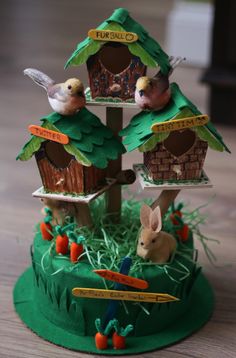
44,141,73,168
163,129,197,157
99,42,132,74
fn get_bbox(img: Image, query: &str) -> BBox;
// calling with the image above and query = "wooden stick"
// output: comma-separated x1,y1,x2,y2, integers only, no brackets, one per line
73,202,93,228
115,169,136,185
41,198,76,226
105,107,123,222
151,190,180,216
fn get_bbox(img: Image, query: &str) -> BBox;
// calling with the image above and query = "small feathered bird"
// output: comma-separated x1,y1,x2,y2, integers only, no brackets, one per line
135,56,185,111
23,68,86,115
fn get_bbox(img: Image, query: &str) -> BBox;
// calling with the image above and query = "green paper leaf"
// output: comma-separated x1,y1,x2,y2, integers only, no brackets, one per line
139,132,169,152
17,136,44,161
126,42,157,68
65,9,170,73
64,143,91,166
194,126,224,152
17,108,125,169
121,83,229,153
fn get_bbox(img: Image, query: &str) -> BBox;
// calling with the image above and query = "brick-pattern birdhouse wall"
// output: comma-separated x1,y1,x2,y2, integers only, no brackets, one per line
144,138,208,181
87,44,146,100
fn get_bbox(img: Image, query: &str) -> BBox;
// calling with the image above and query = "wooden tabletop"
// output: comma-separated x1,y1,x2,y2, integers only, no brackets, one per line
1,1,236,357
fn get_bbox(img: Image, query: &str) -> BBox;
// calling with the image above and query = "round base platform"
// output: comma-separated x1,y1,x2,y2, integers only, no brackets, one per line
13,267,214,355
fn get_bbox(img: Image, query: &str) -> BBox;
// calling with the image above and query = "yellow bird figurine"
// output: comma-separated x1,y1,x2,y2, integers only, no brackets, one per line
24,68,86,115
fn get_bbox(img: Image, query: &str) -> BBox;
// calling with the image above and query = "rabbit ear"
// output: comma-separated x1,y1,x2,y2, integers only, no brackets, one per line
150,206,162,232
140,204,152,228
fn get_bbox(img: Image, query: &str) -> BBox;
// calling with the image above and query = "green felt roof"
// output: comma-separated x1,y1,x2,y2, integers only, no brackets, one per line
120,83,230,153
17,108,125,169
65,8,171,75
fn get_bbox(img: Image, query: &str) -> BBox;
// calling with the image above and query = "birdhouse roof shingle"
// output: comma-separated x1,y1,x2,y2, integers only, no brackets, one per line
120,83,230,153
17,108,125,169
65,8,171,75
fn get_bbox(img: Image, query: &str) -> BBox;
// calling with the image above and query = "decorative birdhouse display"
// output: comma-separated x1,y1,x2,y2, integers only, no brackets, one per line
14,7,231,357
121,83,230,182
17,108,125,195
65,8,171,101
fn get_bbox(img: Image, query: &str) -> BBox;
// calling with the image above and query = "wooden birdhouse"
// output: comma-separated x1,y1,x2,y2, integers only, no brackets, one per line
17,108,125,195
121,83,230,181
65,8,171,102
143,130,208,180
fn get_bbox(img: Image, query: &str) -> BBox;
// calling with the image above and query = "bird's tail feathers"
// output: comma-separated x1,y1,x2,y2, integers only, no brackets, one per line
23,68,55,90
168,56,186,76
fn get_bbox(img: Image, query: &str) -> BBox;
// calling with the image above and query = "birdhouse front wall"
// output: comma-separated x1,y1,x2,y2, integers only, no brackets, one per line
87,43,146,100
144,137,208,181
35,142,106,195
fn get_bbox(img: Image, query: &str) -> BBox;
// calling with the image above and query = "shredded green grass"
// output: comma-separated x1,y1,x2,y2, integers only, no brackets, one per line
37,194,218,283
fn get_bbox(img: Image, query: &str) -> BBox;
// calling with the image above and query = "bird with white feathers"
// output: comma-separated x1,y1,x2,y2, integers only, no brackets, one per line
23,68,86,116
135,56,185,111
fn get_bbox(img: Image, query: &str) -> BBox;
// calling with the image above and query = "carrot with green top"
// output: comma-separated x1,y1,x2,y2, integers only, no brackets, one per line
40,208,53,241
170,203,189,242
56,234,69,254
177,224,189,242
40,221,53,241
94,318,114,350
112,319,133,350
68,233,85,263
55,224,75,255
170,203,183,225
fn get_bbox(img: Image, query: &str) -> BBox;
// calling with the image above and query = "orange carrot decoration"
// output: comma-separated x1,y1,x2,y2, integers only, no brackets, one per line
94,318,113,350
170,211,182,225
170,203,183,225
40,208,53,241
68,233,85,263
112,319,133,350
112,332,126,350
70,242,84,263
177,224,189,242
170,203,189,242
56,234,69,255
95,332,108,350
55,224,75,255
40,222,53,241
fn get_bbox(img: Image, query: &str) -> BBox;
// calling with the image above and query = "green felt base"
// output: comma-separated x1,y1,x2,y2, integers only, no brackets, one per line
13,267,214,355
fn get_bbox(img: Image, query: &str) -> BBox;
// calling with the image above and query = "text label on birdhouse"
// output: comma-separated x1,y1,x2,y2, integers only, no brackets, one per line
28,125,69,144
151,115,209,134
88,29,138,43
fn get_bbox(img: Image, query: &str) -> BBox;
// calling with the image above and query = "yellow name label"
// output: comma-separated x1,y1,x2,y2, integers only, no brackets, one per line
72,287,179,303
28,125,69,145
88,29,138,43
151,115,209,134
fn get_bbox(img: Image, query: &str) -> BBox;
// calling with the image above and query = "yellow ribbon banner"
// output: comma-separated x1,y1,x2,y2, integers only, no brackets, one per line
88,29,138,43
151,114,209,134
72,287,179,303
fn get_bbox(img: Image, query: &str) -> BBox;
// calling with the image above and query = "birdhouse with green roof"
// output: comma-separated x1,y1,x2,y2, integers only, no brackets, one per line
17,108,125,195
65,8,171,102
121,83,230,182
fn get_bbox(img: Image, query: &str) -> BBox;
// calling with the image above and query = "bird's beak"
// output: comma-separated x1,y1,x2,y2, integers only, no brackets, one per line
139,89,145,97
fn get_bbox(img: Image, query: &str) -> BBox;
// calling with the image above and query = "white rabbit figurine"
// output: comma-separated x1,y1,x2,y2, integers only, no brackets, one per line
137,204,177,264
